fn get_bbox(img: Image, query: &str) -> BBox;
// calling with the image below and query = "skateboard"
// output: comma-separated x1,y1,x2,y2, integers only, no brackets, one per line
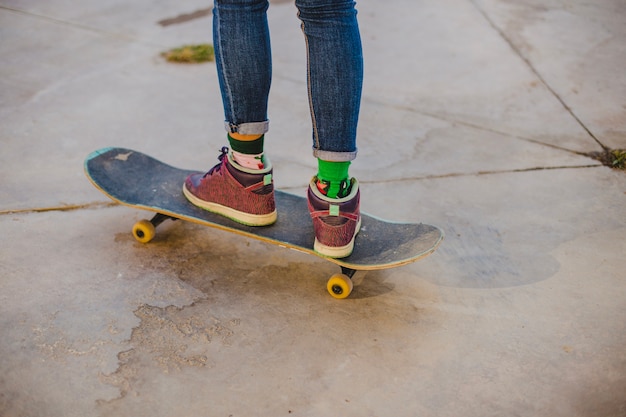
84,147,444,299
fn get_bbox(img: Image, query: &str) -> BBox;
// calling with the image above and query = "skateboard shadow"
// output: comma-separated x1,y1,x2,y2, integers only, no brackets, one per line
424,224,561,289
349,270,395,299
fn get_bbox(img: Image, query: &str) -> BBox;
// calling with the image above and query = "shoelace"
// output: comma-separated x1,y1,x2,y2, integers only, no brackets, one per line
203,146,229,178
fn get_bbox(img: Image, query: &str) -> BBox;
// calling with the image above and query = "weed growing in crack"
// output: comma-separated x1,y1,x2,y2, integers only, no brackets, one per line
609,149,626,169
589,149,626,170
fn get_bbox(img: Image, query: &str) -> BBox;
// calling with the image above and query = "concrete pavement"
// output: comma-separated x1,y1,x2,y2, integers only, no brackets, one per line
1,0,625,416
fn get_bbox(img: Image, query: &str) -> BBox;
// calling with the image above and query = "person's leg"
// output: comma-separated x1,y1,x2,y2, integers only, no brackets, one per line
214,0,271,133
183,0,276,226
297,0,363,257
214,0,272,168
297,0,363,164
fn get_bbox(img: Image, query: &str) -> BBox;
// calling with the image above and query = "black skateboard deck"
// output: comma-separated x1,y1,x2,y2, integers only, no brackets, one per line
85,147,443,298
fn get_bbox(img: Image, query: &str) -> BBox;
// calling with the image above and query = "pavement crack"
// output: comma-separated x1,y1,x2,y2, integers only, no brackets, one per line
0,201,118,216
0,5,165,48
0,6,126,39
359,164,604,185
364,96,603,159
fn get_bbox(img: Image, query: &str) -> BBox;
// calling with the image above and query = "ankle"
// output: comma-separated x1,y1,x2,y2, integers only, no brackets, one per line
314,177,356,200
228,134,265,170
232,150,265,170
316,159,352,198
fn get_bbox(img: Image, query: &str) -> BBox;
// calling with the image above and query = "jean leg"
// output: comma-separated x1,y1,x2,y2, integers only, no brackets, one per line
296,0,363,161
213,0,272,135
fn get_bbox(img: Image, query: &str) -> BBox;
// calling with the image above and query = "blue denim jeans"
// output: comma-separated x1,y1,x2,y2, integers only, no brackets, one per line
213,0,363,162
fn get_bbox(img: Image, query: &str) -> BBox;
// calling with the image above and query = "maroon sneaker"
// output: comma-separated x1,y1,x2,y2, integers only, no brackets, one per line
307,177,361,258
183,147,277,226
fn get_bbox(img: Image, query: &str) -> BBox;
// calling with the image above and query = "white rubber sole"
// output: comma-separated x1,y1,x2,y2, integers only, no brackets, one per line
313,217,362,258
183,184,277,227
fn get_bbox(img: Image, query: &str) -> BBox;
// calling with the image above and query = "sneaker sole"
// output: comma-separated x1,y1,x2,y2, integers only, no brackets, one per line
183,184,277,227
313,217,362,258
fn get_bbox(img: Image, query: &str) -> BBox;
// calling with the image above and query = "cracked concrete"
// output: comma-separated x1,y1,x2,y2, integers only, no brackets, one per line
1,0,625,416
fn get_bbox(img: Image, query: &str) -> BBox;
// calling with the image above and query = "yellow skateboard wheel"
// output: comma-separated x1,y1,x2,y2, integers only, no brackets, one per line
132,219,156,243
327,273,353,299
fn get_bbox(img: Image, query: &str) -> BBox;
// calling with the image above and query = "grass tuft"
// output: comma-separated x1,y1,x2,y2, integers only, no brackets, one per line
609,149,626,169
162,44,215,63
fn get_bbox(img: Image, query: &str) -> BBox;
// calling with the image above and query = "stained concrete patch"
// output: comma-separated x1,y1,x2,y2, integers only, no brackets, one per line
158,8,212,27
95,269,446,416
0,207,205,416
98,304,241,401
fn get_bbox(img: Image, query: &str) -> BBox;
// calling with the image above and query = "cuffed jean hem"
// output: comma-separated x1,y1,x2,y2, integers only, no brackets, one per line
312,148,358,162
224,120,269,135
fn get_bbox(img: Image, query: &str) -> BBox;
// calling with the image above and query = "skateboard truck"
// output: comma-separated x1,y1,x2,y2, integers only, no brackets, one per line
341,266,357,279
